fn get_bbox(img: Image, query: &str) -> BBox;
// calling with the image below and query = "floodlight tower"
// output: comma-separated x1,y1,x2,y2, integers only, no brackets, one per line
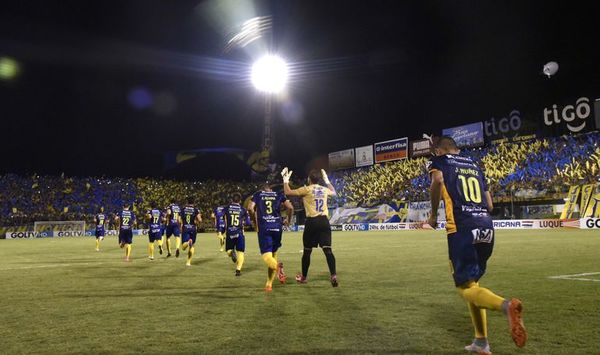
225,16,285,159
251,55,288,154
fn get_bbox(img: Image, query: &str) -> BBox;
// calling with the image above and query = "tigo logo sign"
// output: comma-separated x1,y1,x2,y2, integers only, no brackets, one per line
543,97,591,133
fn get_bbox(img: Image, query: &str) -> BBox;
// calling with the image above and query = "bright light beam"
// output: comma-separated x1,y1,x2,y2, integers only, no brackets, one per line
251,55,287,93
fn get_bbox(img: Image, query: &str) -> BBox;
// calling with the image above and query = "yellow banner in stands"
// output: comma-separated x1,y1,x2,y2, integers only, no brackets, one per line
584,185,600,218
580,184,596,217
560,185,580,219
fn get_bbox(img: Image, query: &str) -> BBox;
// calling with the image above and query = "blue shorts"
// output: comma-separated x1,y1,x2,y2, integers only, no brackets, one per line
225,233,245,252
148,231,162,242
182,228,197,245
217,225,225,234
257,229,282,254
448,228,495,287
119,229,133,244
160,225,166,236
166,224,180,237
95,229,105,238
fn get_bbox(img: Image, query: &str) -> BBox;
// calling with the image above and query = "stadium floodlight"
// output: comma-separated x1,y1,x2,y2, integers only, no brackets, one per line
251,55,288,93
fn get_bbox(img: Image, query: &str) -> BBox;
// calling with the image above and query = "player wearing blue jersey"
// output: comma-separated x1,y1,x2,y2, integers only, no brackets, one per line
115,203,136,262
94,207,107,251
223,193,250,276
146,203,165,260
181,197,202,266
212,206,226,252
427,136,526,354
165,202,182,258
248,182,294,292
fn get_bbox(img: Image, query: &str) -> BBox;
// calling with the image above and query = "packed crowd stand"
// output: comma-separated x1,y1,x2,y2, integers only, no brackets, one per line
1,132,598,227
331,132,600,206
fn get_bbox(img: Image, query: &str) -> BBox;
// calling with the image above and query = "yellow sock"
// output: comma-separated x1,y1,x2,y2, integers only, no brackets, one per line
467,302,488,338
261,252,278,270
148,242,154,258
95,239,100,250
266,251,279,287
175,237,181,250
457,282,505,311
187,246,195,264
236,251,245,271
266,268,275,287
158,237,164,247
125,244,131,258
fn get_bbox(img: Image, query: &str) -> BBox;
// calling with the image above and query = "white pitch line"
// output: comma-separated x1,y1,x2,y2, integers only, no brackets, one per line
554,278,600,282
548,272,600,282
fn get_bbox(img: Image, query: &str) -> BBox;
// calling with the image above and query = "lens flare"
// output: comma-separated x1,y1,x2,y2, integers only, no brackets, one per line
251,55,288,93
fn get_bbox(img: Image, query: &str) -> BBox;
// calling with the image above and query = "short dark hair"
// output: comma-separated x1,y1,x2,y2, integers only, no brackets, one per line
123,202,131,208
434,136,458,150
187,196,194,204
308,170,320,184
232,192,242,203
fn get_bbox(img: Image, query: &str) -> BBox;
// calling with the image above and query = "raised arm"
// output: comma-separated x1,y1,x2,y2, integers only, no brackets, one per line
283,200,294,226
281,167,302,196
321,169,336,196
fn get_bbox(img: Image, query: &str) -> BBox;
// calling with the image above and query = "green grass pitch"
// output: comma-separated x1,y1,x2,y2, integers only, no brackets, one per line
1,229,599,354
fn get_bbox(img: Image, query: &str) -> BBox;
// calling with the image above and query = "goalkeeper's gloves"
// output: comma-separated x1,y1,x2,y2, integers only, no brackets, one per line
321,169,331,185
281,167,293,184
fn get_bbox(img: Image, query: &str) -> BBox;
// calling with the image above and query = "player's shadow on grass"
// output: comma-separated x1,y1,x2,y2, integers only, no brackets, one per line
425,300,472,349
187,258,213,267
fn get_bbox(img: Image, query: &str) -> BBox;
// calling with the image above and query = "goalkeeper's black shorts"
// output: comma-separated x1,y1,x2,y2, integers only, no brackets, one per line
303,215,332,248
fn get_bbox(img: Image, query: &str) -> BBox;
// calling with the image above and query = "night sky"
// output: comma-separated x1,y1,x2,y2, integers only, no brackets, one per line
2,1,600,179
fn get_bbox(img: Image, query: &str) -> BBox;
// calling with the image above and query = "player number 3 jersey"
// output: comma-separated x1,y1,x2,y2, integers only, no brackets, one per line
427,154,493,234
252,190,287,231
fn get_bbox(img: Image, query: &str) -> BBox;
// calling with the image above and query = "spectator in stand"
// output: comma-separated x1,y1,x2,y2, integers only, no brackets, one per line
1,132,598,224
